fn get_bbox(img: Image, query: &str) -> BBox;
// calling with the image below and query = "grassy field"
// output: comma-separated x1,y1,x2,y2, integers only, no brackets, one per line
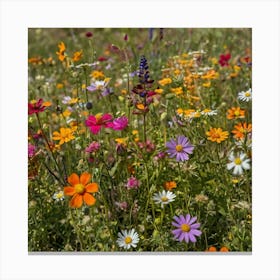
28,28,252,252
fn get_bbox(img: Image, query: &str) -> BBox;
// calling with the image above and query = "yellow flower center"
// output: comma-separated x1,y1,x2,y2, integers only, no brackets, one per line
56,192,63,199
245,92,251,97
181,224,191,232
75,183,85,194
161,196,168,202
234,110,240,116
124,236,132,244
234,158,242,165
176,144,183,152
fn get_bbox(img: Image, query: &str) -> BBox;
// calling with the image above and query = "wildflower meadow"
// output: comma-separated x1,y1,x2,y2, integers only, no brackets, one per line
28,28,252,252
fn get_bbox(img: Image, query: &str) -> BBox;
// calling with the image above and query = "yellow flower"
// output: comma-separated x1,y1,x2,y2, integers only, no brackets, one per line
91,70,105,79
62,109,72,118
52,127,75,146
56,83,64,89
158,78,172,86
56,42,66,61
202,81,211,87
72,50,83,62
115,137,128,145
206,127,229,143
171,87,183,95
155,88,163,94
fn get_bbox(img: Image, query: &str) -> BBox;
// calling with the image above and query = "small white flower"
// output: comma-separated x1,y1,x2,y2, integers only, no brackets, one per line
153,190,176,208
238,88,252,102
53,190,65,201
227,152,250,175
201,109,218,116
116,229,139,249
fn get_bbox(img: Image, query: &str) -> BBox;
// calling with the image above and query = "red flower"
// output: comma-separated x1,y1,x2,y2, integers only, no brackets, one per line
85,113,113,134
219,53,231,67
28,99,46,115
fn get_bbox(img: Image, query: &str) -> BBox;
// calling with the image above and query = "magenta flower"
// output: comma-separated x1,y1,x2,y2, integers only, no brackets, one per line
166,135,194,162
126,176,140,189
28,99,46,115
85,113,113,134
172,214,202,243
28,143,36,158
112,116,128,131
85,141,100,153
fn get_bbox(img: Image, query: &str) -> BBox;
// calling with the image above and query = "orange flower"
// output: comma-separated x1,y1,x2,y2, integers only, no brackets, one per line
56,42,66,61
206,246,217,252
232,122,252,140
72,50,83,62
206,127,229,143
64,172,98,208
164,181,177,191
227,107,245,120
220,246,229,252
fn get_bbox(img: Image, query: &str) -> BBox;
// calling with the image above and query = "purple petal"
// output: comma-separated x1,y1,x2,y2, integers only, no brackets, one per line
183,146,194,154
178,232,186,242
184,233,190,243
191,223,200,229
177,135,187,145
172,229,182,237
87,85,97,91
172,221,181,228
189,216,197,225
166,139,176,148
190,229,202,237
188,233,197,243
173,216,182,224
185,214,191,224
179,215,186,224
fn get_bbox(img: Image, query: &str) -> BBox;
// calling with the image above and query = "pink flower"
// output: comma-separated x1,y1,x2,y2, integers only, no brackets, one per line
85,113,113,134
85,141,100,153
112,116,129,131
126,176,140,189
28,99,46,115
219,53,231,67
28,143,36,158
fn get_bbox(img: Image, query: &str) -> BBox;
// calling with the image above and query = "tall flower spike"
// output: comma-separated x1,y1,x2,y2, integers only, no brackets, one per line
138,55,154,86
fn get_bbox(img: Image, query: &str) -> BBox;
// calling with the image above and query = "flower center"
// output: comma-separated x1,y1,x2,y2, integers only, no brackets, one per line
234,110,240,116
234,158,242,165
124,236,132,244
245,92,251,97
74,183,85,194
181,224,190,232
161,196,168,202
56,192,63,199
176,144,183,152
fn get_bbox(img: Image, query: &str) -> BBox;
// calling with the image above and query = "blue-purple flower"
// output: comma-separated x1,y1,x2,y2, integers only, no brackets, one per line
166,135,194,162
172,214,202,243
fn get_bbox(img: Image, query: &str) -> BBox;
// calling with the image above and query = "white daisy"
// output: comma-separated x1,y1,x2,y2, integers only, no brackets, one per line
227,152,250,175
116,229,139,249
238,88,252,102
153,190,176,208
52,190,65,201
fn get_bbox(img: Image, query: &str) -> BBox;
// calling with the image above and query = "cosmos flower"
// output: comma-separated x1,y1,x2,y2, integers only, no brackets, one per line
172,214,202,243
238,88,252,102
116,229,139,249
112,116,129,131
85,141,101,153
28,99,46,115
85,113,113,134
227,152,250,175
166,135,194,162
64,172,98,208
153,190,176,208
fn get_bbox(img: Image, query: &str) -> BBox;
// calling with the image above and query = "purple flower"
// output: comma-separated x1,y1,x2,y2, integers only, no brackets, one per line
112,116,128,131
85,141,100,153
28,143,36,158
172,214,202,243
126,176,140,189
166,135,194,162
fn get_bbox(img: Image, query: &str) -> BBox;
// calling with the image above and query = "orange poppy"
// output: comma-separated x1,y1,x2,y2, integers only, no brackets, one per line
64,172,98,208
